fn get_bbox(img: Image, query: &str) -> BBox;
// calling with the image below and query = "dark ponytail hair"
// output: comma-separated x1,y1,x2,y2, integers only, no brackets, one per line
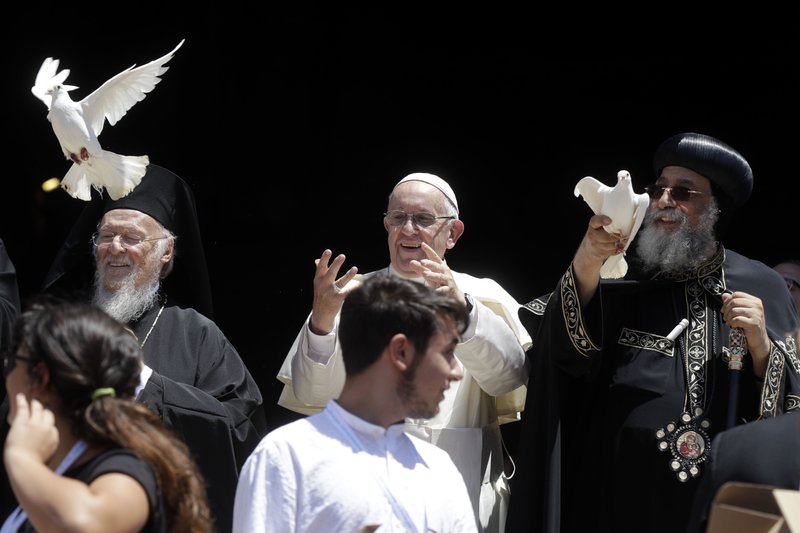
10,297,213,533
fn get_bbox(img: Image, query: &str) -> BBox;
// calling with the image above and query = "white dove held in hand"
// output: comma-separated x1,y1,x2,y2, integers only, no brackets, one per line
574,170,650,279
31,39,185,201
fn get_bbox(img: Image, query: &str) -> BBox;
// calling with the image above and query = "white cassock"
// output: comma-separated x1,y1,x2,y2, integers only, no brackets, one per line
277,266,531,533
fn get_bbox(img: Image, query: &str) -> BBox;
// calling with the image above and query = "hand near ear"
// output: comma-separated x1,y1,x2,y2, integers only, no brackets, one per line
4,394,59,467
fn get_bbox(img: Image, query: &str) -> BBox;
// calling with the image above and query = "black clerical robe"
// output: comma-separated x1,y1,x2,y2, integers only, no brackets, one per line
0,241,19,353
131,298,267,533
0,240,19,401
507,247,800,533
686,410,800,533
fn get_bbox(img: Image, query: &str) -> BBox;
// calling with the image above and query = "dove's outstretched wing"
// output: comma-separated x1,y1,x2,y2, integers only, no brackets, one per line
31,57,76,109
574,176,612,214
80,39,185,137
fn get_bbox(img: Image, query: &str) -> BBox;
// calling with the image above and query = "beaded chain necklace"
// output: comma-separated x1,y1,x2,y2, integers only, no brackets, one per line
139,305,165,348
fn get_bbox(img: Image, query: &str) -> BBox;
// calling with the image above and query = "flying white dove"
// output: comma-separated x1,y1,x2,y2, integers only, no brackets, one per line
574,169,650,279
31,39,185,201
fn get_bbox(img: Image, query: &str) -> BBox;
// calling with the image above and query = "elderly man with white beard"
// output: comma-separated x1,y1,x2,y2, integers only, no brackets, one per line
0,164,268,533
507,132,800,533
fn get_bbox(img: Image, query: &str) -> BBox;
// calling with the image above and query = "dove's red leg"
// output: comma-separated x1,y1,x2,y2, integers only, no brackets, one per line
69,152,81,164
80,147,90,161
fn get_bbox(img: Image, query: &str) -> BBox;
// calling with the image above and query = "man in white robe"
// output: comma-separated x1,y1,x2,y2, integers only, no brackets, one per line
277,173,531,532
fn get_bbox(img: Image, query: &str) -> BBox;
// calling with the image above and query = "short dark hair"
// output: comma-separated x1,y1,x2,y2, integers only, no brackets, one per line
339,272,469,376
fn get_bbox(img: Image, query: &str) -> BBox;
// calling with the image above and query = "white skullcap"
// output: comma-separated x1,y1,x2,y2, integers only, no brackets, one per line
394,173,459,213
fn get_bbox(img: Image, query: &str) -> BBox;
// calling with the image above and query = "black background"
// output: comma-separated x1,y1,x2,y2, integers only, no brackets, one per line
4,4,799,429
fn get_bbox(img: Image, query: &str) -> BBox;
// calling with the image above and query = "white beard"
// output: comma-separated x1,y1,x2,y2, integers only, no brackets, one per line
635,198,719,276
92,242,166,324
92,272,160,324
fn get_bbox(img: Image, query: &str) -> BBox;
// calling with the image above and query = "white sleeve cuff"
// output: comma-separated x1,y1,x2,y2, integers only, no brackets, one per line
135,364,153,398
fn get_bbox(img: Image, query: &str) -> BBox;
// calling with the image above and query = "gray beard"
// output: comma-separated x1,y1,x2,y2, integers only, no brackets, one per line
635,198,720,276
92,270,160,325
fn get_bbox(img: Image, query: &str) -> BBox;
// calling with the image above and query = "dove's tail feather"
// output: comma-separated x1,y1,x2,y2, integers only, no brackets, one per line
61,162,94,201
600,254,628,279
97,152,149,200
61,151,149,201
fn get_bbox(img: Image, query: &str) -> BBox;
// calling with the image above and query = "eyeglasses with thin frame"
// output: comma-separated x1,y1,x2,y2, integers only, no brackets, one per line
384,210,455,228
783,277,800,292
91,232,169,249
2,352,32,379
644,184,705,202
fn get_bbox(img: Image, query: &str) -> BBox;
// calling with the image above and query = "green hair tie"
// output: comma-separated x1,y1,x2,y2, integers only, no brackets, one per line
91,387,116,401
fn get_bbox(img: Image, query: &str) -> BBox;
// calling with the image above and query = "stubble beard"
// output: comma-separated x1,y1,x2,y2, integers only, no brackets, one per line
397,357,439,420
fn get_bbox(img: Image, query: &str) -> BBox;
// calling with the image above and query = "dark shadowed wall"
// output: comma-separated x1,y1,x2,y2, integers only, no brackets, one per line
4,4,799,429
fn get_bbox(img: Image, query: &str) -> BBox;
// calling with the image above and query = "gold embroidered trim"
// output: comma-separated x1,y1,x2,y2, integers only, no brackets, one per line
618,328,675,356
561,264,600,357
761,343,784,417
776,334,800,375
685,279,710,411
785,395,800,412
523,298,547,315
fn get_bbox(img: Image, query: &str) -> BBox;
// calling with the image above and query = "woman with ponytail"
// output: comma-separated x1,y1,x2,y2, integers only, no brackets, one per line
1,298,213,533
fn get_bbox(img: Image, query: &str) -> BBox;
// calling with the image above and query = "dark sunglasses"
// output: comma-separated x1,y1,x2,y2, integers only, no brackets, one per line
644,184,704,202
2,352,32,379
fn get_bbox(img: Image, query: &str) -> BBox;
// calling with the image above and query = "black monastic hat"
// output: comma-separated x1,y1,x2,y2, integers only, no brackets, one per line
653,132,753,209
41,164,214,319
